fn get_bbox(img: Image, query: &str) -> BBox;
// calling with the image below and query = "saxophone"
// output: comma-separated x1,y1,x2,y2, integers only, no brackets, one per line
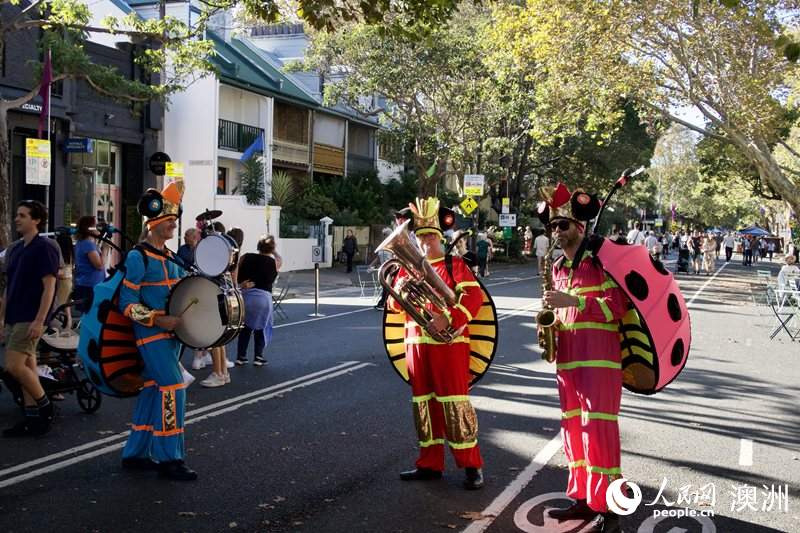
536,238,559,363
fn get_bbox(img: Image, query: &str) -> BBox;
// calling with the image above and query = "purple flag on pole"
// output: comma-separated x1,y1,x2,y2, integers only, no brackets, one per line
37,50,52,139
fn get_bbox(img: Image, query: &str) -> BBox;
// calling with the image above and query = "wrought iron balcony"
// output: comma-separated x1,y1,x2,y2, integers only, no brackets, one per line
218,119,264,152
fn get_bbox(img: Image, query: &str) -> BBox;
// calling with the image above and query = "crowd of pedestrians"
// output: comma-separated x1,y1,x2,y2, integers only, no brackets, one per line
0,201,285,438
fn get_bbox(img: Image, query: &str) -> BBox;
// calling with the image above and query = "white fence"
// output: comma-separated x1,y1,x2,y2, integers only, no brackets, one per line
277,238,332,272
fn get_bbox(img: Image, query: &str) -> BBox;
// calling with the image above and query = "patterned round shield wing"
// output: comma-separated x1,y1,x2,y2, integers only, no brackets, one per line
593,238,691,394
383,278,498,388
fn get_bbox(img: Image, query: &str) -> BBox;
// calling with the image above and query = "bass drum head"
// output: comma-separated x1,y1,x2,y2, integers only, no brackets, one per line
168,276,230,349
194,234,237,277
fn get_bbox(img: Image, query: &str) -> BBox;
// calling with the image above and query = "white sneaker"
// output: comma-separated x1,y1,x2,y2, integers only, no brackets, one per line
226,358,235,368
199,372,226,388
182,370,195,387
202,353,213,366
191,357,206,370
223,373,231,384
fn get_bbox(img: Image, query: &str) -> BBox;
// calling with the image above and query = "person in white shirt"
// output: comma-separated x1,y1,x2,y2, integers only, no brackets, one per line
533,228,550,274
777,255,799,289
644,231,659,257
723,232,735,262
627,222,645,246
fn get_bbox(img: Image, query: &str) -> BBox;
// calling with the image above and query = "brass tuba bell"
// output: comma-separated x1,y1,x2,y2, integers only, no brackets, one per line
376,221,465,344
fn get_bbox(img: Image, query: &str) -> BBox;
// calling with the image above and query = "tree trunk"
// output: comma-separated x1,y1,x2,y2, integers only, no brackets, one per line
0,105,10,248
730,131,800,217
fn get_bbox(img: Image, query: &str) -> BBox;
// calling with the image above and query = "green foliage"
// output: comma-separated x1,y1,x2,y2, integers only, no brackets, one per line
293,10,493,195
233,0,470,32
314,169,389,225
239,157,265,205
292,181,339,220
488,0,800,218
269,170,297,208
382,171,418,212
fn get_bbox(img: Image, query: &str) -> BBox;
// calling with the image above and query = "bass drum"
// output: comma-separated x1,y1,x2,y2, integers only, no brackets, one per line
194,233,239,277
167,275,243,349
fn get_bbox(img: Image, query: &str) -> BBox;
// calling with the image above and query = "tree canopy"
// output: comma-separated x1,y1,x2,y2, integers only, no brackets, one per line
490,0,800,218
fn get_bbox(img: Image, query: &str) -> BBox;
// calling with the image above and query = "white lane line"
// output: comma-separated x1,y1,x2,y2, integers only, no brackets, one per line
463,435,563,533
497,303,539,322
483,275,537,287
685,261,729,309
276,274,538,328
0,361,370,488
739,439,753,466
274,307,373,328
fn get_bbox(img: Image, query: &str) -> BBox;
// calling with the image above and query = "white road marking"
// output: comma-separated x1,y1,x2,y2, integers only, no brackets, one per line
274,307,373,328
463,435,563,533
685,261,729,309
739,439,753,466
497,303,539,321
0,361,370,489
464,263,729,532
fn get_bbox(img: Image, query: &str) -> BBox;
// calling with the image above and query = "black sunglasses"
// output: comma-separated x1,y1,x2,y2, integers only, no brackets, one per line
549,220,571,231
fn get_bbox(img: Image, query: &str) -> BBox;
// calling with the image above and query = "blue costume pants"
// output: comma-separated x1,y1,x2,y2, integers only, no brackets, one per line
122,326,185,463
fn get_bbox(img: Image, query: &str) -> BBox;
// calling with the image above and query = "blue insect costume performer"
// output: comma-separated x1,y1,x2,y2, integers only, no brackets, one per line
119,180,197,480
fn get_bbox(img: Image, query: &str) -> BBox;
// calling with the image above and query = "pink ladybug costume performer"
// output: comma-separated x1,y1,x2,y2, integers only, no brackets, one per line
539,184,629,532
386,198,486,490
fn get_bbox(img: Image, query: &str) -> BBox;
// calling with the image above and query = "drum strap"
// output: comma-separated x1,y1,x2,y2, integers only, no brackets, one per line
135,241,188,270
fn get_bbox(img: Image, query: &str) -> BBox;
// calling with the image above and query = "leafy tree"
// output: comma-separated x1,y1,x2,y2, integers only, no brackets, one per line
234,0,471,31
651,124,762,229
0,0,214,246
290,10,491,196
490,0,800,217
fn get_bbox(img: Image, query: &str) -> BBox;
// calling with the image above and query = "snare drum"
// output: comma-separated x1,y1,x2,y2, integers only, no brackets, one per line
194,233,239,277
167,276,243,349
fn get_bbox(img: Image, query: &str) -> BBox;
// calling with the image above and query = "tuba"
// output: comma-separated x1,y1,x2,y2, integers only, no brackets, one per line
536,238,560,363
376,221,465,344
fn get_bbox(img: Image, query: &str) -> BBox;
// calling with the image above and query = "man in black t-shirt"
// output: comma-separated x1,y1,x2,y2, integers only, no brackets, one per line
0,200,59,437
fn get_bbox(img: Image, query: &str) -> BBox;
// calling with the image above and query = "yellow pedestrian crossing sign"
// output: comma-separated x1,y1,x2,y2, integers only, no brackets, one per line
460,197,478,215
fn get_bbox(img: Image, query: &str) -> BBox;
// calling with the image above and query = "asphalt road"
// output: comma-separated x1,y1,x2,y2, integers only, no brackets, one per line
0,256,797,533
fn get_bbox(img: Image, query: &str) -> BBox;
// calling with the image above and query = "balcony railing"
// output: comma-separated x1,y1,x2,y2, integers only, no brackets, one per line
313,143,345,175
347,152,376,175
218,119,264,153
274,138,310,166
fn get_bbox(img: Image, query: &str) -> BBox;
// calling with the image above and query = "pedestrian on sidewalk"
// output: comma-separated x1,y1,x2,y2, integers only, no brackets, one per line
0,200,60,437
342,229,358,273
534,228,550,274
476,233,492,277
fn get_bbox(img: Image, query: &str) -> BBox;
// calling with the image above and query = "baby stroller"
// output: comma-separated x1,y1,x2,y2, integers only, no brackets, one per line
1,299,102,414
675,246,691,274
